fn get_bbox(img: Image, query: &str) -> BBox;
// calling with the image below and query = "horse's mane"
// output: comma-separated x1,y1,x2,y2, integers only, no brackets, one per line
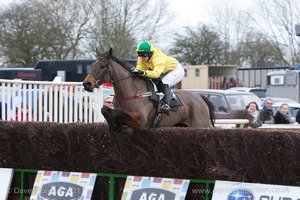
102,50,133,72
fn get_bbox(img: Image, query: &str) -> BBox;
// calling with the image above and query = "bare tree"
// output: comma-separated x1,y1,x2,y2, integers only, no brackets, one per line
170,24,224,65
247,0,300,66
0,0,92,67
41,0,92,59
209,0,253,66
239,32,287,67
0,0,174,67
87,0,173,59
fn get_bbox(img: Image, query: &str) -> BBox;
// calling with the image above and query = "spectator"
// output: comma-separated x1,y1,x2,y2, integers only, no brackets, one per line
103,96,114,109
259,97,274,124
274,103,296,124
228,77,237,88
101,96,114,126
245,101,262,128
296,109,300,124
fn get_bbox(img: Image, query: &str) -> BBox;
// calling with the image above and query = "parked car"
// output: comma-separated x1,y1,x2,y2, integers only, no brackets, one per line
226,87,266,98
261,97,298,105
182,89,262,119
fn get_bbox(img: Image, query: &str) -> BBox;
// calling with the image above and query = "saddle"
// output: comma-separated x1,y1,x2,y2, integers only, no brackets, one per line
144,78,182,112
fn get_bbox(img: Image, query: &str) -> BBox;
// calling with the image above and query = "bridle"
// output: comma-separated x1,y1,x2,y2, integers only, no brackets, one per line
88,56,111,88
89,56,133,88
89,55,152,102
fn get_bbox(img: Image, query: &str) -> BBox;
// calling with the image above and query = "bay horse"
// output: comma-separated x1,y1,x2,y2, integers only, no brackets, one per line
83,48,215,130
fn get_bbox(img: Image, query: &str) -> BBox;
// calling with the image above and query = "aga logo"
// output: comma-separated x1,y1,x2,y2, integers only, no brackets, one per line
131,188,176,200
228,189,254,200
40,182,83,200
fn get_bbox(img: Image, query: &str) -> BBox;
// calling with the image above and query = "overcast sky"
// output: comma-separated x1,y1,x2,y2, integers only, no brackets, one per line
167,0,258,27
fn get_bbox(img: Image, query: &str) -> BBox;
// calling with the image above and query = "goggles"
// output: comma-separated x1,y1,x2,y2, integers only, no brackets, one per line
137,52,148,58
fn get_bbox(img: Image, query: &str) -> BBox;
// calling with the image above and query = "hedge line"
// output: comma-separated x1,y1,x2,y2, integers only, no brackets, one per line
1,121,300,199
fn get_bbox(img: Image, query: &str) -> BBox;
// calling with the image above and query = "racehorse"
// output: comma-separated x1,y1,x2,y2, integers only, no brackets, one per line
83,48,215,130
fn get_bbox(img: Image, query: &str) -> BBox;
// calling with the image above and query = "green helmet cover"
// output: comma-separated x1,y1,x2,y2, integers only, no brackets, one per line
136,41,152,53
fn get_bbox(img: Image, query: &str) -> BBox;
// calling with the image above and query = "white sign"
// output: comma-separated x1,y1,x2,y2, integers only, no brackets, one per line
121,176,190,200
0,168,14,200
30,171,97,200
212,180,300,200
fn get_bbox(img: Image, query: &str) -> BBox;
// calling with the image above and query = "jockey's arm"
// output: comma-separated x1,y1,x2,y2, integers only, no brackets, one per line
135,63,165,79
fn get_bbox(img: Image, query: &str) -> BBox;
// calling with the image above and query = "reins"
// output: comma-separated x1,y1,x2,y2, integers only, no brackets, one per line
113,92,152,102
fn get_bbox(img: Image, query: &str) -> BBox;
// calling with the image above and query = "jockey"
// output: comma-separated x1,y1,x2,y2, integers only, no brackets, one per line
131,40,184,113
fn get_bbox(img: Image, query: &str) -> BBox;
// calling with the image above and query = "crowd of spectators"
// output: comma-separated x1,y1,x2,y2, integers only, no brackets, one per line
245,97,299,128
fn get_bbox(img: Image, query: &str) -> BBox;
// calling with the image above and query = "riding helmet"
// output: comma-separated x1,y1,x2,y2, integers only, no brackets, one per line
136,40,153,53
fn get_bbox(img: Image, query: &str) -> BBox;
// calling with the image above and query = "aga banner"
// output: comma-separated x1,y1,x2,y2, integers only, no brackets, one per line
121,176,190,200
30,171,97,200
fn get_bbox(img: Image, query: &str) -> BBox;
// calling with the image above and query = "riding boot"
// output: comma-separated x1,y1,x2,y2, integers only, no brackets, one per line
160,84,172,113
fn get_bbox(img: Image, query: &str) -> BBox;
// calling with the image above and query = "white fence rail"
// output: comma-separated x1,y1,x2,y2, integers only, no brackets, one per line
0,79,108,123
214,119,249,128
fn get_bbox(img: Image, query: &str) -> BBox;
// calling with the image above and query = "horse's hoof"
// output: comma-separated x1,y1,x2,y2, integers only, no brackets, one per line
118,125,133,134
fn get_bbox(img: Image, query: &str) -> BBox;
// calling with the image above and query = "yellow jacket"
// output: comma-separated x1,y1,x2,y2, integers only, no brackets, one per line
136,47,178,79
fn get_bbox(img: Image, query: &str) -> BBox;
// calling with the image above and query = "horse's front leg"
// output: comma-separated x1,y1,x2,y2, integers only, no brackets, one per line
101,106,116,131
114,109,125,131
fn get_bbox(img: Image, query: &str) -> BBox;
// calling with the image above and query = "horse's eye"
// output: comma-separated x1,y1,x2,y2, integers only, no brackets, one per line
100,65,106,69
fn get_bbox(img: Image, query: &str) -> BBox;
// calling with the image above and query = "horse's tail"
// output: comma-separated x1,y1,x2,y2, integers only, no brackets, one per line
201,95,216,127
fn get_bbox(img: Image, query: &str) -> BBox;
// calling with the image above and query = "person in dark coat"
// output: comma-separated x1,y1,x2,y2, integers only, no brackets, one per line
296,109,300,124
274,103,295,124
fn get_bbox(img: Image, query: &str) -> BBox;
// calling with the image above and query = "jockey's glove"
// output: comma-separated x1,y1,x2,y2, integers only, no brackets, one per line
131,69,145,76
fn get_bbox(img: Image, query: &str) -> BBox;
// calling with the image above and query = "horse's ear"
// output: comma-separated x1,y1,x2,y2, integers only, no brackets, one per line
96,48,101,57
107,48,113,59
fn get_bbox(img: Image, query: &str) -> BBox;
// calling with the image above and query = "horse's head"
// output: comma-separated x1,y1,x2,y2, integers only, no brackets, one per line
83,48,113,92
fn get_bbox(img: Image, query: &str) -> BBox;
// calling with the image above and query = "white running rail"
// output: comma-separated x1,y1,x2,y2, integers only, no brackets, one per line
0,79,106,123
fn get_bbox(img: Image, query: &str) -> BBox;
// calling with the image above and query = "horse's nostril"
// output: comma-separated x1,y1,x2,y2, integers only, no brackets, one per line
83,82,92,90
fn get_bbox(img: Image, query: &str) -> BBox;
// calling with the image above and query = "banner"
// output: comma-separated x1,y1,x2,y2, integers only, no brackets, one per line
212,180,300,200
0,168,14,200
30,171,97,200
121,176,190,200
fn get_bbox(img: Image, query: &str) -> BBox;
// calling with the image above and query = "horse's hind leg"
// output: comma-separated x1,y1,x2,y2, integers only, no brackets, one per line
190,107,211,127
